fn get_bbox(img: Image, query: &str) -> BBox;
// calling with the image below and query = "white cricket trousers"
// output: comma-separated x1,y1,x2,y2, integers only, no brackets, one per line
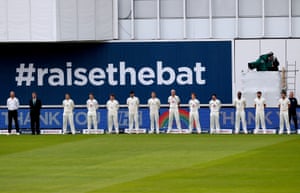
108,112,119,134
129,112,139,131
150,111,159,133
235,111,248,134
189,112,201,133
210,112,220,134
255,111,266,133
63,112,75,134
167,108,182,133
279,111,290,134
87,111,98,131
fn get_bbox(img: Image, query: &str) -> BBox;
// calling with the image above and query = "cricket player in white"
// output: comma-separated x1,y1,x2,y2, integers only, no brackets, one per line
234,91,248,134
148,92,161,134
87,93,98,133
254,91,267,134
167,89,182,133
209,94,221,134
106,94,119,134
62,93,75,134
127,91,140,133
278,91,291,134
188,93,201,134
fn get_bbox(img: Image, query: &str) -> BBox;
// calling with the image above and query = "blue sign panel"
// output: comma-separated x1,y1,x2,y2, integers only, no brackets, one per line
0,108,298,133
0,41,232,105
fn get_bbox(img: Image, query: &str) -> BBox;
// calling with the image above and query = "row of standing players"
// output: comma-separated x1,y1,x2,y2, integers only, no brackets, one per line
6,89,298,135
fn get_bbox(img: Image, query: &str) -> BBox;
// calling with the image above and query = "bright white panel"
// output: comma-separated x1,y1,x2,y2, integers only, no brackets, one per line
118,20,132,39
186,0,209,18
186,19,210,38
58,0,77,40
238,18,262,38
238,0,262,17
160,19,183,39
212,0,235,18
265,0,289,17
160,0,183,18
241,71,281,107
118,0,131,19
0,0,7,40
212,18,236,38
292,17,300,37
234,40,260,102
292,0,300,16
8,0,30,40
134,0,157,19
96,0,113,40
135,19,157,39
287,39,300,98
264,18,289,37
31,0,56,41
78,0,96,40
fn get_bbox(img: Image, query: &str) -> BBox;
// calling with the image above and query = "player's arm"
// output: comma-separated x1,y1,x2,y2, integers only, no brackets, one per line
16,98,20,109
106,101,109,110
177,97,181,108
157,99,161,109
72,101,75,110
95,100,99,110
116,101,119,111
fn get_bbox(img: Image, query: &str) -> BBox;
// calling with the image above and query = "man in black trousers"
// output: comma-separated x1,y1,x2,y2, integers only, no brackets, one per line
288,91,298,134
29,92,42,135
7,91,20,135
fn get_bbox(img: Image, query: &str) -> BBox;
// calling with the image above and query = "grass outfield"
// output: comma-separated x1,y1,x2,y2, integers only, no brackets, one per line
0,135,299,193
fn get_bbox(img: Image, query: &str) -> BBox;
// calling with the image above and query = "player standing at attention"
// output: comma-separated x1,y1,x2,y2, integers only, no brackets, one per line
254,91,267,134
234,91,248,134
278,90,291,134
148,92,161,134
127,91,140,133
7,91,20,135
62,93,75,134
209,94,221,134
188,93,201,134
106,94,119,134
167,89,182,133
87,93,98,133
288,91,298,133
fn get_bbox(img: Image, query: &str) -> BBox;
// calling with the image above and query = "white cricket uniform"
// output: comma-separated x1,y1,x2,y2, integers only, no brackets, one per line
148,97,161,133
87,99,98,132
62,99,75,134
106,99,119,134
279,97,291,134
234,97,248,134
188,98,201,133
167,95,182,133
254,97,266,134
7,97,19,111
127,96,139,132
209,99,221,134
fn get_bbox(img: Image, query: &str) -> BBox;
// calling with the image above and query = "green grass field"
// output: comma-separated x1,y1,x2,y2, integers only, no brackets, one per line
0,134,299,193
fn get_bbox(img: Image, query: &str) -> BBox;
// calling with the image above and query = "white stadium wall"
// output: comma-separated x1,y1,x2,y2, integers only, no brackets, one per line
0,0,116,41
234,39,300,107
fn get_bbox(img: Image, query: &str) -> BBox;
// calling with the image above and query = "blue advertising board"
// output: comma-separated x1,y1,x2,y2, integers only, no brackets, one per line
0,41,232,105
0,107,298,133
